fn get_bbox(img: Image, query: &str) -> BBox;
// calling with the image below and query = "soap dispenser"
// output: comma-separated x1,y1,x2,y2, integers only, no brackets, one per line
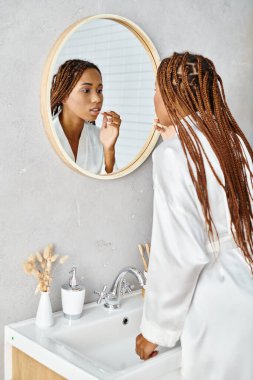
61,266,86,320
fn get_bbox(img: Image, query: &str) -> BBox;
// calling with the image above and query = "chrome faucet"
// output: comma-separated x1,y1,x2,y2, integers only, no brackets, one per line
94,266,146,309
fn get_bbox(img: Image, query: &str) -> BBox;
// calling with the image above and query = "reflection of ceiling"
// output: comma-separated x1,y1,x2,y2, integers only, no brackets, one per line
53,19,155,168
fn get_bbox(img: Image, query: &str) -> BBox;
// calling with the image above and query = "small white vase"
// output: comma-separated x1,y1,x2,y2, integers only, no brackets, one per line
35,291,54,328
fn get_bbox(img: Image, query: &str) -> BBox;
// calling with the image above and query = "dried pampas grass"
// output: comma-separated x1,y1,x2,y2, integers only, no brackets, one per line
23,244,68,294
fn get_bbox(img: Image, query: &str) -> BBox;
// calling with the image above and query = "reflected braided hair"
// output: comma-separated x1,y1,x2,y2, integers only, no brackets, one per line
157,52,253,271
50,59,101,116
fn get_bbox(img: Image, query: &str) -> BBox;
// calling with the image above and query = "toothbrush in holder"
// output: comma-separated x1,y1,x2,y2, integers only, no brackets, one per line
138,244,148,272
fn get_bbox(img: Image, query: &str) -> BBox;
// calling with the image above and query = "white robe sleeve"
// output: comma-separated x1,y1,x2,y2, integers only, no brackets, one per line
140,143,210,347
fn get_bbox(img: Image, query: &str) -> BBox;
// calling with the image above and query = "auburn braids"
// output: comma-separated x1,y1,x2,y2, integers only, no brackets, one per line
157,52,253,272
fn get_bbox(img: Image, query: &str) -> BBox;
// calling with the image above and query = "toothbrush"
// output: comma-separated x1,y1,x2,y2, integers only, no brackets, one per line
145,243,150,260
138,244,148,272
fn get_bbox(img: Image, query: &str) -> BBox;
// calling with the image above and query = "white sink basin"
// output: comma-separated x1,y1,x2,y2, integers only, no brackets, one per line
5,290,181,380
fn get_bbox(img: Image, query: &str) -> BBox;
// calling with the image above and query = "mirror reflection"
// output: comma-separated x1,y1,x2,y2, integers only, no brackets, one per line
49,18,156,175
51,60,121,174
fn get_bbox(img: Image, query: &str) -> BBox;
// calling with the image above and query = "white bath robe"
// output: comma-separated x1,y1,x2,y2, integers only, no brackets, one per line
53,115,117,174
140,118,253,380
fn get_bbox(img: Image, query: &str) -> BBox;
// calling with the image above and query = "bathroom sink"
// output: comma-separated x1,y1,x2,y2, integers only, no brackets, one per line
49,290,181,378
50,302,149,372
5,290,181,380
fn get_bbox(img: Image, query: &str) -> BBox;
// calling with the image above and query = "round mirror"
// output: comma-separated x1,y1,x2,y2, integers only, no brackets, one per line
41,14,160,179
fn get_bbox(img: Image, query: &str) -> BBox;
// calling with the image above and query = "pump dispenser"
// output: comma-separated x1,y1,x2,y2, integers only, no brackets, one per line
69,266,78,289
61,266,86,320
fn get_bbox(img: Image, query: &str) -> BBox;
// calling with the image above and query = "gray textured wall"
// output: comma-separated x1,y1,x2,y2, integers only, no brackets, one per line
1,0,253,377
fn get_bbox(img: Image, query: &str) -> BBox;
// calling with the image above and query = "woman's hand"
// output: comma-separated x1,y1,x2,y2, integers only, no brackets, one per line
100,111,121,149
153,118,176,141
135,333,159,360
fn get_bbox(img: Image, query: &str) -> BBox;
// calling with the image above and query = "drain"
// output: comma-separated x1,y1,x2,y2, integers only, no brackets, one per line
122,317,129,325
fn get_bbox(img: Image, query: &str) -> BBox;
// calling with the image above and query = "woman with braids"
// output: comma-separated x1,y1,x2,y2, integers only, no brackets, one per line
136,52,253,379
51,59,121,174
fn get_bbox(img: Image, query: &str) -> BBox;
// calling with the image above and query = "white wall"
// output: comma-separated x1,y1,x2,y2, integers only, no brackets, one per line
1,0,253,377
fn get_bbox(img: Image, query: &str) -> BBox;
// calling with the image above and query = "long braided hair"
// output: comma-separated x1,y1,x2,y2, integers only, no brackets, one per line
157,52,253,271
50,59,101,116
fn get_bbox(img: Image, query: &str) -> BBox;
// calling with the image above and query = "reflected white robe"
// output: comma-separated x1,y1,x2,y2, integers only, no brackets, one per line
140,119,253,380
53,115,106,174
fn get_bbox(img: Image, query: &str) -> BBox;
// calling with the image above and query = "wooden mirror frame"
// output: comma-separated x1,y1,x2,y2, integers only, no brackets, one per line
41,14,161,180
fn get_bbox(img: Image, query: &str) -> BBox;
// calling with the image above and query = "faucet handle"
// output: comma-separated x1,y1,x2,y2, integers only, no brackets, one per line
120,280,133,295
94,285,108,304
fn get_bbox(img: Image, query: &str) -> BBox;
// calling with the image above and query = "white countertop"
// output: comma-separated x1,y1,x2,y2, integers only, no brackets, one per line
5,291,182,380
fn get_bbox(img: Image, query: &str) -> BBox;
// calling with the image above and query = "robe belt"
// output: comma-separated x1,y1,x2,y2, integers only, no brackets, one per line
205,235,238,254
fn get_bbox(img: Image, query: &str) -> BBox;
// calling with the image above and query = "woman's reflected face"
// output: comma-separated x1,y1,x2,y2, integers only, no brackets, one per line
62,68,103,121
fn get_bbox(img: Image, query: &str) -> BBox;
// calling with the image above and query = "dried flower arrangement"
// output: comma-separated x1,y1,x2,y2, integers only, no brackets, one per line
23,244,68,294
